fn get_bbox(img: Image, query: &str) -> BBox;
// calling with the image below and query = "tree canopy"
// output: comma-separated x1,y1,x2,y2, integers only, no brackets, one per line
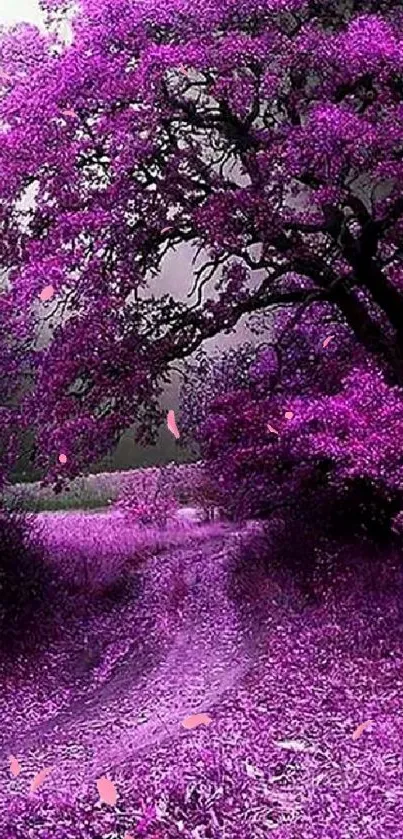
0,0,402,481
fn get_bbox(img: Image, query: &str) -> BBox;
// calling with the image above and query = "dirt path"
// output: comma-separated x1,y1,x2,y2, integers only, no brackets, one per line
4,523,255,798
2,517,403,838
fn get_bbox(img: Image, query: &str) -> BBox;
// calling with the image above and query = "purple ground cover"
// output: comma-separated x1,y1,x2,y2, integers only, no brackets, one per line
0,511,402,838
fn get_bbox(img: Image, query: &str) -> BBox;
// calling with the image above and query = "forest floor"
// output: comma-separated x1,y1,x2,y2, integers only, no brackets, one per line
0,509,402,838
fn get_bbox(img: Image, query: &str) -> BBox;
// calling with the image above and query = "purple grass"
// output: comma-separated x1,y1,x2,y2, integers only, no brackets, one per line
0,509,402,838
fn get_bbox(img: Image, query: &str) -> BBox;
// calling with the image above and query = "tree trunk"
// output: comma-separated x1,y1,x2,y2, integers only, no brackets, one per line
359,260,403,373
333,283,403,384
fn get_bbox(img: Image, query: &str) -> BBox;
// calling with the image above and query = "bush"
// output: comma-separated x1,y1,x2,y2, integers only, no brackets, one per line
3,791,128,839
115,467,178,527
0,506,57,652
180,303,403,599
117,493,177,528
183,305,403,530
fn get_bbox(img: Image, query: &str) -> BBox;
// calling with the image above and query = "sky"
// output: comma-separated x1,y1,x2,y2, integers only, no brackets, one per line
0,0,45,28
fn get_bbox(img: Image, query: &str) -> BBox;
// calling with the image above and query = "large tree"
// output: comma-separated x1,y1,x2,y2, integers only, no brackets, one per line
0,0,402,479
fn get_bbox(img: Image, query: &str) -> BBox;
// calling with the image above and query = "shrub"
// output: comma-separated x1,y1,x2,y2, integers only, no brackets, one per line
181,304,403,588
114,467,180,528
3,791,128,839
0,505,58,652
117,492,177,529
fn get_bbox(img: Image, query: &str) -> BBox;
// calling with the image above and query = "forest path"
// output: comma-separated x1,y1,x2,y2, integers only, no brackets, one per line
1,514,401,839
1,517,259,799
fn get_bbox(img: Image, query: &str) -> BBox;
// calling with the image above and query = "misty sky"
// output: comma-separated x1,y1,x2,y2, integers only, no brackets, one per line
0,0,44,28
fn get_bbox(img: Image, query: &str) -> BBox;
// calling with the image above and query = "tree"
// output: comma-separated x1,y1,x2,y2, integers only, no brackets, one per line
0,285,29,485
182,302,402,525
180,304,403,598
0,0,402,480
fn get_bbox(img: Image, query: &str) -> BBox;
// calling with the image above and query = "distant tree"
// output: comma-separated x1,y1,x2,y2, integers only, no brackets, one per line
0,0,401,482
115,466,178,527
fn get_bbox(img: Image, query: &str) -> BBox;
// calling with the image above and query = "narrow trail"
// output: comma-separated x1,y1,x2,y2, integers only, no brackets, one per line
4,520,257,797
2,516,403,838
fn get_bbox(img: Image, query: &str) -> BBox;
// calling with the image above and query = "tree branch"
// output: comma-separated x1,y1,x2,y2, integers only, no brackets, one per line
161,282,329,365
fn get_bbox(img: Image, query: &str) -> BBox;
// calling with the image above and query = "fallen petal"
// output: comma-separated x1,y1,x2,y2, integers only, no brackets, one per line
30,766,53,793
9,756,21,778
39,285,55,303
322,335,334,348
167,409,180,439
60,108,78,118
182,713,212,730
284,411,294,420
96,775,118,806
352,720,374,741
267,423,279,435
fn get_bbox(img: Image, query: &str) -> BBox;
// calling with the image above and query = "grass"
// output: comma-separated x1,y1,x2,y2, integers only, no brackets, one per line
34,508,229,593
1,480,118,513
2,463,204,513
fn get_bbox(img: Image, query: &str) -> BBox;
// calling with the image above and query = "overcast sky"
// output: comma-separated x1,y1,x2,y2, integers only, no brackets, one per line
0,0,45,27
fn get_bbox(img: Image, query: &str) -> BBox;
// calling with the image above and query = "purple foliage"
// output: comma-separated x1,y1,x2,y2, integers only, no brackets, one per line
0,0,401,481
181,302,403,597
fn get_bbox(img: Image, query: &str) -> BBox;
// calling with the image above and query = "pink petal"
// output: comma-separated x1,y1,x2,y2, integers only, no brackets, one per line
167,410,180,439
182,712,212,730
58,453,67,465
60,108,78,118
284,411,294,420
96,776,118,806
39,285,55,303
9,756,21,778
30,766,53,793
352,720,374,741
322,335,334,348
267,423,279,435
